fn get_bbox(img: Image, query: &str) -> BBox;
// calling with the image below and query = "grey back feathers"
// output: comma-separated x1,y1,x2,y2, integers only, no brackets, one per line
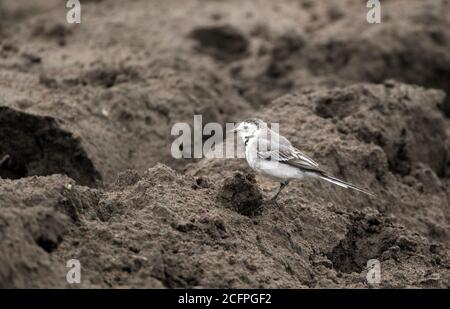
255,127,320,170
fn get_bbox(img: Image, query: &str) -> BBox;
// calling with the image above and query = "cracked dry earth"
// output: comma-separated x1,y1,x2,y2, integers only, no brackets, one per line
0,0,450,288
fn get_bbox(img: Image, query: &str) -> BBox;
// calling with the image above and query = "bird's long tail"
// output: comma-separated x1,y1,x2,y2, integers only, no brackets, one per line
318,174,375,197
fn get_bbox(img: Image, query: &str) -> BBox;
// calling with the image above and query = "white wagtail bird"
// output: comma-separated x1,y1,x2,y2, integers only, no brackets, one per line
231,118,374,200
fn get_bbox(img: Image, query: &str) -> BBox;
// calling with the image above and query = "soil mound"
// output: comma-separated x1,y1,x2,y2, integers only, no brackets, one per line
0,0,449,289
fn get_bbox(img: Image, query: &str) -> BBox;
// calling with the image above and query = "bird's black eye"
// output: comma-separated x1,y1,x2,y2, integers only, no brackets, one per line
244,125,248,130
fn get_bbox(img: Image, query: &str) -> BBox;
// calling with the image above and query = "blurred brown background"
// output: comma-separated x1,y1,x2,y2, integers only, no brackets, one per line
0,0,449,288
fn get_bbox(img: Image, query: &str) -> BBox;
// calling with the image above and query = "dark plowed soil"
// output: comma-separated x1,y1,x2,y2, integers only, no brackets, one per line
0,0,449,288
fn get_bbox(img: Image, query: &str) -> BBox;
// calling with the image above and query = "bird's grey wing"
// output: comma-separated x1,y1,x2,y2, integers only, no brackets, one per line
256,137,324,174
263,130,320,168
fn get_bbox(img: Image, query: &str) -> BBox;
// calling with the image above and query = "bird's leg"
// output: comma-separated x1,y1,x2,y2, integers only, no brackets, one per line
0,154,10,167
270,181,288,201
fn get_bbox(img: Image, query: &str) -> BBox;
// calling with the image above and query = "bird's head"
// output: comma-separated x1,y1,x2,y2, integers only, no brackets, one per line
231,118,266,141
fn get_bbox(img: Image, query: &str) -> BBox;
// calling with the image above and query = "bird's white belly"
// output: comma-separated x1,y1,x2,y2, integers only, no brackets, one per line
245,138,304,182
247,157,303,183
256,159,304,181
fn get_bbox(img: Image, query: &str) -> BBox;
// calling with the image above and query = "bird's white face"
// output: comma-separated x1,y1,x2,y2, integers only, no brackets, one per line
234,121,259,141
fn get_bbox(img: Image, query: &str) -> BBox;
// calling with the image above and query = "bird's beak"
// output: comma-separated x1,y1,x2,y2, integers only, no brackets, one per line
227,128,238,133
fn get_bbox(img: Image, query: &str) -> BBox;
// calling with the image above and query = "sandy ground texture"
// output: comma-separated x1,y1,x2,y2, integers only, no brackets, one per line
0,0,449,288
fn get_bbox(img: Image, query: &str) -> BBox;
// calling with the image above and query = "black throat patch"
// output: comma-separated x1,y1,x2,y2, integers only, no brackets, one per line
244,136,249,147
244,134,255,147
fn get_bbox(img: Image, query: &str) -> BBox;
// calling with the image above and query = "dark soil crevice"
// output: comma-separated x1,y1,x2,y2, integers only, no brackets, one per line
327,214,390,274
190,25,249,61
0,106,101,186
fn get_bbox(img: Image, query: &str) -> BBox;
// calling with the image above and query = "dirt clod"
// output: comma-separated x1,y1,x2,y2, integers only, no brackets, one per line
219,172,264,216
